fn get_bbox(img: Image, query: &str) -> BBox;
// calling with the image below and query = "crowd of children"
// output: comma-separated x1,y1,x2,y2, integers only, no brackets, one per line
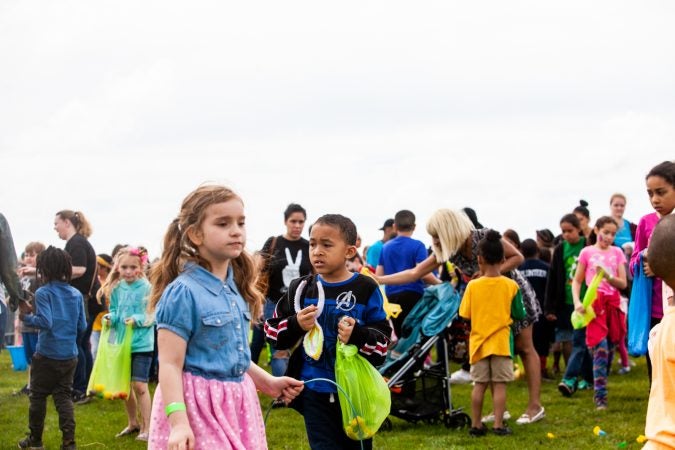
0,159,674,448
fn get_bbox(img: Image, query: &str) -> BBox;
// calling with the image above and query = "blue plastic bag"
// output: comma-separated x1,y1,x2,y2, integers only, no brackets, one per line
627,254,653,356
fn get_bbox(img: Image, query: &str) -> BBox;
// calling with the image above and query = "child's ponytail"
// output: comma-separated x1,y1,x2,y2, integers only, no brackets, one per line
149,220,184,311
56,210,93,238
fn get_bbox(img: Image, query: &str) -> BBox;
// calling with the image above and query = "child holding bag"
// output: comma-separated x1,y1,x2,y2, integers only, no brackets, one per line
101,246,154,441
265,214,391,449
147,185,303,450
572,216,627,410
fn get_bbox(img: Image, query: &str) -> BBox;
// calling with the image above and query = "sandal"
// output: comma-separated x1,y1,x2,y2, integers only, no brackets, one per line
515,406,545,425
115,426,140,437
136,432,149,442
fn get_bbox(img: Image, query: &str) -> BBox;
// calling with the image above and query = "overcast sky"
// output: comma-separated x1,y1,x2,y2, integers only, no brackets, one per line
1,1,673,260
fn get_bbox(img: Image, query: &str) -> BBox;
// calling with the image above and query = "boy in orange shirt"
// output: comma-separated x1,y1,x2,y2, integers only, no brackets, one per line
459,230,525,437
644,214,675,449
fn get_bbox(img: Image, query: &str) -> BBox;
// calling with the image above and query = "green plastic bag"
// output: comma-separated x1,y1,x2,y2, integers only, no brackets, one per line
335,342,391,441
87,322,133,400
571,268,605,330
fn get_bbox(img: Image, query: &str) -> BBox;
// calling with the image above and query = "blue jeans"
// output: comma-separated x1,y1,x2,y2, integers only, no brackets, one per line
563,328,593,384
302,388,372,450
73,319,93,394
250,300,289,377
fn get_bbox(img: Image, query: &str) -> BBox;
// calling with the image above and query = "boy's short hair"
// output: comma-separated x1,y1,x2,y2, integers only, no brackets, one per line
394,210,416,232
313,214,357,246
520,239,539,259
36,246,73,283
478,230,504,265
24,241,46,255
648,215,675,283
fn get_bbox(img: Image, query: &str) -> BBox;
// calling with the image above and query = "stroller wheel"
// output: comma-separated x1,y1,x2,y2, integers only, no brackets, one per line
444,411,471,429
380,418,393,432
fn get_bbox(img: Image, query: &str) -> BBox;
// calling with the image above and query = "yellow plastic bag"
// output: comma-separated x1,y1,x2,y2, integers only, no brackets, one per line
571,268,604,330
294,278,326,360
360,267,401,319
303,323,324,360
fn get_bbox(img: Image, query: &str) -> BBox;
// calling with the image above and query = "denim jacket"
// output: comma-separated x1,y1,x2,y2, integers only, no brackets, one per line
156,263,251,382
23,281,87,360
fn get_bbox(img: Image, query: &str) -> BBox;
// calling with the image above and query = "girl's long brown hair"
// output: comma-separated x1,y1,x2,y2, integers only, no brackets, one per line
148,185,263,320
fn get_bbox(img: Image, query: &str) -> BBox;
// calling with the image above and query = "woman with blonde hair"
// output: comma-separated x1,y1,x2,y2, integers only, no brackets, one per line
378,208,546,425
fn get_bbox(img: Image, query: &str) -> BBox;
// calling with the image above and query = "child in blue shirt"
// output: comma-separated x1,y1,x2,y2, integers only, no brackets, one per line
266,214,391,449
147,185,303,449
18,246,87,450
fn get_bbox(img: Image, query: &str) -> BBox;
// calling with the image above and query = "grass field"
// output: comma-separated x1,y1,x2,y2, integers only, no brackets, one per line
0,349,650,449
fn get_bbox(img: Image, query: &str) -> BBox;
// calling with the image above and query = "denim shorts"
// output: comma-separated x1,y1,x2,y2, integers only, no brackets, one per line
131,352,153,382
555,328,574,343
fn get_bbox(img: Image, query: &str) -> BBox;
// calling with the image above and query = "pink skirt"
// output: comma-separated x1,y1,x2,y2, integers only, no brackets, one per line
148,372,267,450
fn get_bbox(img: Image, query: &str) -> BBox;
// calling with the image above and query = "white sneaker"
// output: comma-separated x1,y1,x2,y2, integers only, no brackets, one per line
482,410,511,423
449,368,472,384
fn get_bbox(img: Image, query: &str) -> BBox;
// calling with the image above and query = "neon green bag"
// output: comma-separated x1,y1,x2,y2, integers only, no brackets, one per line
335,342,391,441
87,322,133,400
571,268,605,330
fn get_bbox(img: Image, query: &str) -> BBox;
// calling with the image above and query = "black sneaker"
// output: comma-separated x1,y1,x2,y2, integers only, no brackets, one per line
72,391,91,405
60,441,77,450
468,425,488,437
492,426,513,436
17,434,44,449
557,379,576,397
14,384,30,396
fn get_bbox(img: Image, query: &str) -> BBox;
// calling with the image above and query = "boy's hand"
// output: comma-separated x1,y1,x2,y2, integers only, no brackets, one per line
297,305,317,331
337,316,355,344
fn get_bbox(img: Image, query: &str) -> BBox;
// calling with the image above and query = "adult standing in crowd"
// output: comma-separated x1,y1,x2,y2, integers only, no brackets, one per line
365,218,396,270
609,193,637,249
535,229,555,263
574,200,592,243
54,210,101,404
250,203,311,378
0,212,25,349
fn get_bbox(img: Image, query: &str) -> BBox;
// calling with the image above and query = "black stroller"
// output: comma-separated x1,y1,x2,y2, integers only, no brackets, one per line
379,282,471,430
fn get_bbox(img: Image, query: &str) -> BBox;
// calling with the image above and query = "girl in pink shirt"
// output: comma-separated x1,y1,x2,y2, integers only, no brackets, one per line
629,160,675,382
572,216,627,410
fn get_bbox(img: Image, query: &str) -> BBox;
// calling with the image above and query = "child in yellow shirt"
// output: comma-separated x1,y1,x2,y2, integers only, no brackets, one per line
644,214,675,449
459,230,526,437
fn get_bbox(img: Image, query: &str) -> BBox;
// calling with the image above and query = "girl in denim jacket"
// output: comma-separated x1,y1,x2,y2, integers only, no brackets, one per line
147,185,303,450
